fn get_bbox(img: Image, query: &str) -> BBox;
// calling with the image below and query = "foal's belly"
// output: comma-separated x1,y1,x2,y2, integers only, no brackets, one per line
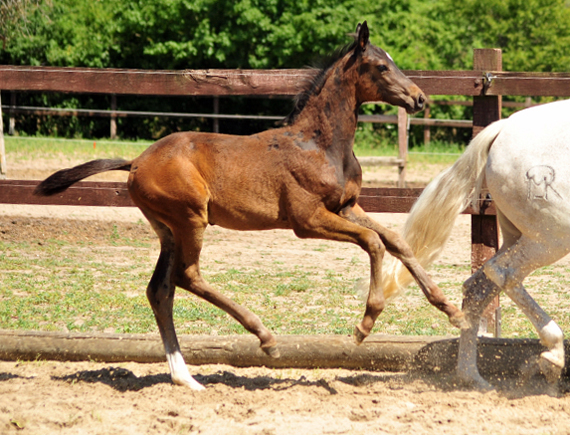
207,200,291,231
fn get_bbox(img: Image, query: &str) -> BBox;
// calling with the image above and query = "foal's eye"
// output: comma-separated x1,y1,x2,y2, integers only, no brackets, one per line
377,65,389,73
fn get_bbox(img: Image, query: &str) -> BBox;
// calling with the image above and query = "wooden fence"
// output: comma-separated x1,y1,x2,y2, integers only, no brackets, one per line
1,48,570,337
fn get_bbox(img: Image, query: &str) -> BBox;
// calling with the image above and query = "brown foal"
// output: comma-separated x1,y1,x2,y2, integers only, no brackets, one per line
35,22,464,389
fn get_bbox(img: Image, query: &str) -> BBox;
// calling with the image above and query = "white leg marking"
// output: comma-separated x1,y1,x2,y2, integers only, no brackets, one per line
539,320,565,369
167,351,205,390
540,320,564,348
506,285,565,370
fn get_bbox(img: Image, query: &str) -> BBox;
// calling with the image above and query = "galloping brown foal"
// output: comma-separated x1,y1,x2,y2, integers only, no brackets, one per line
35,22,464,389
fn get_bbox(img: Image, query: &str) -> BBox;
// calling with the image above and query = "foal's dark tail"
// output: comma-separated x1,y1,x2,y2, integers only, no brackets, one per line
34,159,132,196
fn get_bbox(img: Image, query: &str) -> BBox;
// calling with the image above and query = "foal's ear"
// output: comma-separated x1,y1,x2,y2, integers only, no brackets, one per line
356,21,369,51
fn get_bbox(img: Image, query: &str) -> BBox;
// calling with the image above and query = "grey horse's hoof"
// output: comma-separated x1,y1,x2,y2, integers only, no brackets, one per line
539,354,564,384
455,370,494,392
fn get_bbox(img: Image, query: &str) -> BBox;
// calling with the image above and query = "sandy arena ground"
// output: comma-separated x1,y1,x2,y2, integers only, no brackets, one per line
1,158,570,434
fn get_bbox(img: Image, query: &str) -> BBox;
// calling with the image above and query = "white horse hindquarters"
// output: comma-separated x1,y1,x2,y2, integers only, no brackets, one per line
484,117,570,289
486,100,570,252
389,99,570,389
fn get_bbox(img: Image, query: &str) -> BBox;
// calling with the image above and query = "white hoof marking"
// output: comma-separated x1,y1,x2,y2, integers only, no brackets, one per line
167,351,205,391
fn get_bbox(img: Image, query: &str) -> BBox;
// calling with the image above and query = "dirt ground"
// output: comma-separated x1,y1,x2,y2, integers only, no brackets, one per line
2,158,570,434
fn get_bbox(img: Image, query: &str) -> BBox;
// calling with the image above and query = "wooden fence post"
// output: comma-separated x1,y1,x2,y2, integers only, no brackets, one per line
213,96,220,133
471,48,502,337
9,92,15,135
397,106,408,188
0,93,6,179
423,102,431,147
110,94,117,140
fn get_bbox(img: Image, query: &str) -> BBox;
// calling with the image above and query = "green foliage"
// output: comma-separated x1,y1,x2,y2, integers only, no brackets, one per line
0,0,50,49
112,0,339,69
108,0,447,70
426,0,570,72
7,0,568,72
2,0,115,67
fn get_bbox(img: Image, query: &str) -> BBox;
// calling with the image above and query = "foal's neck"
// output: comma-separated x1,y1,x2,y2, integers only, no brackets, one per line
292,60,359,158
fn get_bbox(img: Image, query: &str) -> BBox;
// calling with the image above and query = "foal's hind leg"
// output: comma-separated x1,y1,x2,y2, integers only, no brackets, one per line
172,225,279,357
145,218,205,390
339,204,466,334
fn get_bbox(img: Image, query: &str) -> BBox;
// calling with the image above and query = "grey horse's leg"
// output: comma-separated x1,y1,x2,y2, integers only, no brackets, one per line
457,268,502,390
458,211,567,389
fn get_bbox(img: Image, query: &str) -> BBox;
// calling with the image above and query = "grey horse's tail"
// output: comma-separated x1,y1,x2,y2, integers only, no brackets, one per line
380,119,507,300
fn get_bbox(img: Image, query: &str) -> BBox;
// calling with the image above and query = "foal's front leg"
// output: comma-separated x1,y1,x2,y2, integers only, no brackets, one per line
340,204,466,334
293,207,387,343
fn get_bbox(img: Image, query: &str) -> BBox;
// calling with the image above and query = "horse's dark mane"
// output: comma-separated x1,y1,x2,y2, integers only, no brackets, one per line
283,41,358,125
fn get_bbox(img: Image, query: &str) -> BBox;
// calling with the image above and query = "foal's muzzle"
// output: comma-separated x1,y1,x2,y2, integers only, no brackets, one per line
407,86,426,114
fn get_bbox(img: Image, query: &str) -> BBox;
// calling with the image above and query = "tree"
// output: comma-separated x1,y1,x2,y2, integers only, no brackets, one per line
426,0,570,72
107,0,441,70
1,0,115,67
0,0,50,49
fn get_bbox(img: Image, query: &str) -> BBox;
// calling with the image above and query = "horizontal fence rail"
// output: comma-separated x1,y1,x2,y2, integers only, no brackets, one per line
1,105,474,129
2,65,570,97
1,105,286,122
0,180,496,216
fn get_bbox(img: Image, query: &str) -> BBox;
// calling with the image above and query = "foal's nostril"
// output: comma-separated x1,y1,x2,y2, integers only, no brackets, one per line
417,94,425,110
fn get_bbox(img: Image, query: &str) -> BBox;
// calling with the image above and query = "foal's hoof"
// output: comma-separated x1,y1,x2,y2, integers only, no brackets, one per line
450,311,469,330
171,374,206,391
261,341,280,358
353,325,369,345
262,346,280,358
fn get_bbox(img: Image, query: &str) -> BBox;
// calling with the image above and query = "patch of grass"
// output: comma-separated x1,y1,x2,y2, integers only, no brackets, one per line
353,123,465,166
275,279,311,296
3,229,570,339
7,134,465,169
5,136,151,163
1,233,364,336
